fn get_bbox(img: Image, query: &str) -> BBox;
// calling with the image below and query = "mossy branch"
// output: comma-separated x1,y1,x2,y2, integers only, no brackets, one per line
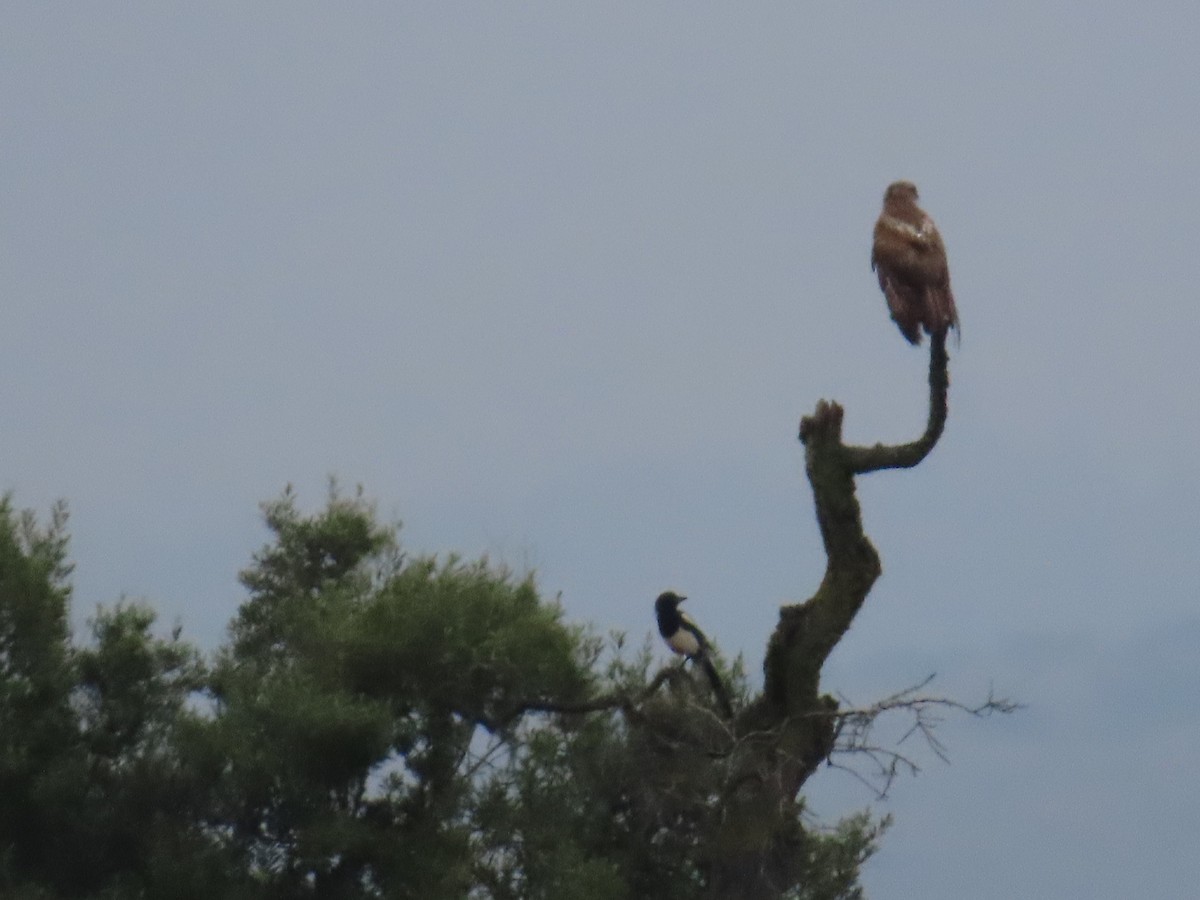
759,329,951,788
845,328,950,473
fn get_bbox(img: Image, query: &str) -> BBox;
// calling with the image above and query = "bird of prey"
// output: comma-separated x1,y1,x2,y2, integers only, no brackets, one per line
654,591,733,718
871,180,959,345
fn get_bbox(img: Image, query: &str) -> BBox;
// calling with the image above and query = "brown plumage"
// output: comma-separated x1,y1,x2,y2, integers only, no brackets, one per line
871,181,959,345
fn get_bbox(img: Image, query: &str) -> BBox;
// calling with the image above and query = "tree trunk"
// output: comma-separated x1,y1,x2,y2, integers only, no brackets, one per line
705,332,950,899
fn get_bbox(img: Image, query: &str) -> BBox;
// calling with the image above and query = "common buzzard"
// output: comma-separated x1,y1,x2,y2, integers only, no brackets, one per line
871,181,959,345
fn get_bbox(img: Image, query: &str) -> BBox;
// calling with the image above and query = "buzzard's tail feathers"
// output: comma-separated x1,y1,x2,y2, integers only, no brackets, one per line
928,286,960,343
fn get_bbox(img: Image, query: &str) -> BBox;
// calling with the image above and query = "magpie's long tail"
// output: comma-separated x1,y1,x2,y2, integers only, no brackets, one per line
698,654,734,719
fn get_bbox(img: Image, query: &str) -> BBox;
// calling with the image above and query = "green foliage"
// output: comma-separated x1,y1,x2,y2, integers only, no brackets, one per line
204,488,598,896
788,812,890,900
0,489,884,899
0,498,78,895
0,499,227,898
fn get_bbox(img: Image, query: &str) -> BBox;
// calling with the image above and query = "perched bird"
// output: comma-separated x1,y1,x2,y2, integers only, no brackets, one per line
654,591,733,718
871,181,959,345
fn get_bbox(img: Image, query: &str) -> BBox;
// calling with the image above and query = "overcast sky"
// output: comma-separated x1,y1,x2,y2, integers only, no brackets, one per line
4,5,1198,898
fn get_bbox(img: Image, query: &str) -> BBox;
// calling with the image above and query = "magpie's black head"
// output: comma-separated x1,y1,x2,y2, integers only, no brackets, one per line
655,591,686,614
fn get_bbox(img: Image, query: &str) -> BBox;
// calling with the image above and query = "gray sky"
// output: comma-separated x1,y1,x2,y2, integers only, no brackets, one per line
4,4,1198,897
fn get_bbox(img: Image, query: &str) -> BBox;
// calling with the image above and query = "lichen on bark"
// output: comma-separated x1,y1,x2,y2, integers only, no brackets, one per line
705,330,952,898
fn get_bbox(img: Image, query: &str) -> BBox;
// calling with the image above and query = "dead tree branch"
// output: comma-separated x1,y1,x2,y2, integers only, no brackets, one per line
827,674,1020,798
703,330,957,898
844,328,950,474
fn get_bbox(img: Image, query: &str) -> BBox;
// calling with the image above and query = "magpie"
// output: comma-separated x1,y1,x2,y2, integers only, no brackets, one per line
654,591,733,718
